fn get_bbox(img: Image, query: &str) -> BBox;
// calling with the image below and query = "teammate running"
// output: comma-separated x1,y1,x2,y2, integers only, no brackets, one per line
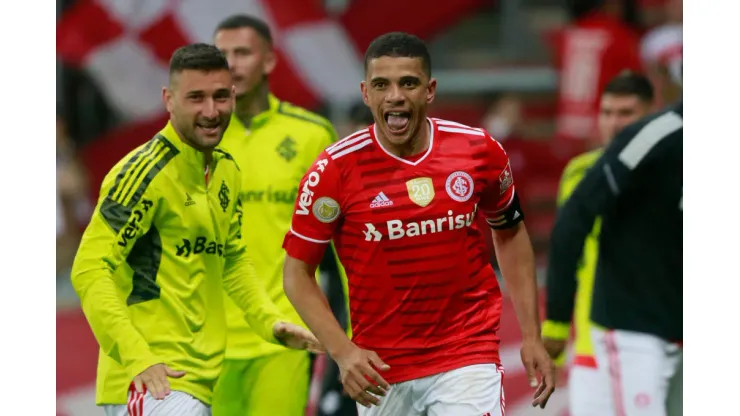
71,43,321,416
282,32,555,415
211,14,344,416
542,71,655,415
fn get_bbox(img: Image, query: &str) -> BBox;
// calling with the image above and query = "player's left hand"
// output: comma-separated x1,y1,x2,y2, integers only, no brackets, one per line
273,321,326,354
520,338,556,409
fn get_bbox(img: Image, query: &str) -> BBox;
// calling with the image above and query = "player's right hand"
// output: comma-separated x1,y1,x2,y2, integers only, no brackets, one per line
273,321,326,354
333,344,391,408
133,363,186,400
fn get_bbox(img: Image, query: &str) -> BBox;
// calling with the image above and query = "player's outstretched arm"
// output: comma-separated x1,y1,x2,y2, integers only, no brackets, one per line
284,255,390,407
283,254,351,356
222,198,323,353
70,180,161,382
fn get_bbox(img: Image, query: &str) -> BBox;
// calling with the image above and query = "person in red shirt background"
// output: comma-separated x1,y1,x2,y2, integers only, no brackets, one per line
552,0,643,147
641,0,682,108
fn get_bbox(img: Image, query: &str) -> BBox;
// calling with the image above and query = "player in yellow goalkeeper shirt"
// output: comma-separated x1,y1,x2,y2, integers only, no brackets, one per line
542,71,654,415
71,43,322,416
210,15,346,416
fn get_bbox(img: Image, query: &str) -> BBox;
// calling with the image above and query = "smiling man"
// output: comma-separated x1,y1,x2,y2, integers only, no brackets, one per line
281,32,556,415
71,43,321,416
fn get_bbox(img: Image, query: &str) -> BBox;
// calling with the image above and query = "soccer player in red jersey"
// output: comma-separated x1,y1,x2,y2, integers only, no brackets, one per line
282,32,555,415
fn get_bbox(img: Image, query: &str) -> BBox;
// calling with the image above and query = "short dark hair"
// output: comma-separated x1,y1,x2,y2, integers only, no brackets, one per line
214,14,272,45
364,32,432,76
602,71,655,103
349,101,374,126
169,43,229,77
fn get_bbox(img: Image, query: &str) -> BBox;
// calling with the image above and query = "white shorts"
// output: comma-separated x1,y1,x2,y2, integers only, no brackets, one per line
357,363,505,416
103,386,210,416
568,361,611,416
591,327,683,416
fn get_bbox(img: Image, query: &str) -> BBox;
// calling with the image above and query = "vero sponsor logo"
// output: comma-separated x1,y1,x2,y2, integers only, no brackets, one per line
296,158,328,216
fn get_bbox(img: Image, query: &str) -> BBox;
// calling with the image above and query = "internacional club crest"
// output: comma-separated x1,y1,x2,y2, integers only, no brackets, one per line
445,171,474,202
219,180,230,212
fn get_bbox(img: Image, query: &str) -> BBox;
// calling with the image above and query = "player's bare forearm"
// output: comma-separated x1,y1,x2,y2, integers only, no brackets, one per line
494,224,557,407
492,222,541,341
283,254,354,357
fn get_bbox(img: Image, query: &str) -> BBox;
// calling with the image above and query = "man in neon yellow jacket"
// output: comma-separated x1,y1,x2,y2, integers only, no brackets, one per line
72,43,322,416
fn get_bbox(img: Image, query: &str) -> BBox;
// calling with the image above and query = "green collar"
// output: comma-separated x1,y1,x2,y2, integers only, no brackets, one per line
231,93,280,131
158,121,209,170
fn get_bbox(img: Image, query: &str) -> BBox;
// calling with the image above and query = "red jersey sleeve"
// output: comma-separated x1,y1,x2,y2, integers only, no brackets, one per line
478,133,524,230
282,151,342,265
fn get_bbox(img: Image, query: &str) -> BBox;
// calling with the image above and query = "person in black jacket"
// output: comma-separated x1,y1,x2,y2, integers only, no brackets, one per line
545,97,682,416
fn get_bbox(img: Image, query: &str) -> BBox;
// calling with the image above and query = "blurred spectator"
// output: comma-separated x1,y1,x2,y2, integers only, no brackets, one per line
481,93,523,142
640,0,682,107
56,112,91,277
552,0,643,146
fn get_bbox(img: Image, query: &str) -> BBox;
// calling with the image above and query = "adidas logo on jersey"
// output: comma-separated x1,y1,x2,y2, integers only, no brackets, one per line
369,192,394,208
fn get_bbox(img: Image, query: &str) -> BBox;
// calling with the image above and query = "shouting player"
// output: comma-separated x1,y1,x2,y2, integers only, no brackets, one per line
282,32,555,415
542,71,655,415
71,43,321,416
210,15,344,416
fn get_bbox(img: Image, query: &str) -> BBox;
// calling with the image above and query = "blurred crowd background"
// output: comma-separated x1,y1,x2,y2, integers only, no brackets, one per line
56,0,682,415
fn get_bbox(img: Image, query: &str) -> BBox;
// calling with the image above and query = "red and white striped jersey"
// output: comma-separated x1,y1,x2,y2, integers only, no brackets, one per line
283,118,524,384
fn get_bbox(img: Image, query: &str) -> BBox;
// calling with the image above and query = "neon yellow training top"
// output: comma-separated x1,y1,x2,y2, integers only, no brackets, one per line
219,94,349,360
71,122,286,405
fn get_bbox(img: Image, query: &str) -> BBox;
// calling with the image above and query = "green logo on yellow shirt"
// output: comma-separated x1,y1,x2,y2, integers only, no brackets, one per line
219,180,230,212
242,187,298,204
276,136,297,162
175,237,224,258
